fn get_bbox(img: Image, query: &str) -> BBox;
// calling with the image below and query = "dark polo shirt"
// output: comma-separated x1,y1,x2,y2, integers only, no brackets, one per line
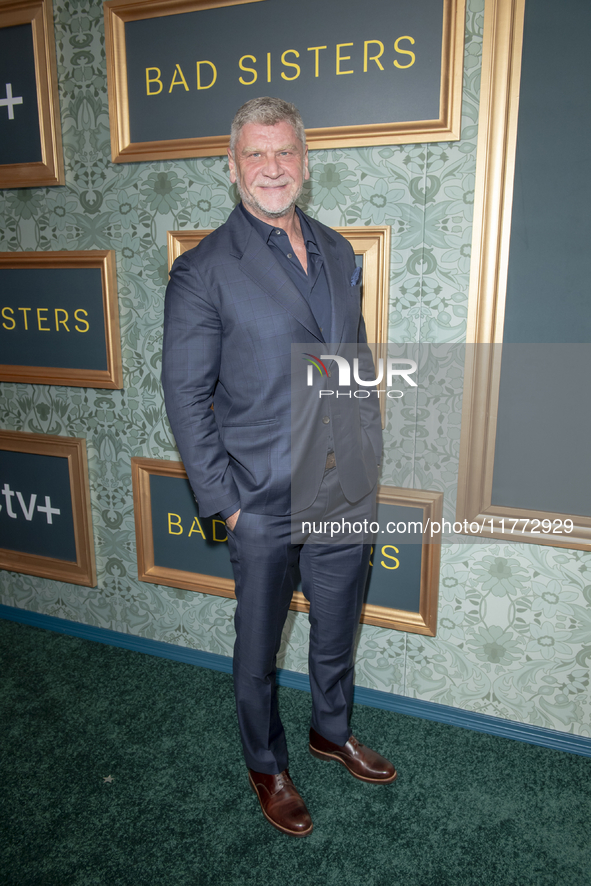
239,203,332,339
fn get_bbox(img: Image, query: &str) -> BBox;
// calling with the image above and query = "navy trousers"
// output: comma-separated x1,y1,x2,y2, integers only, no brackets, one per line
226,467,375,774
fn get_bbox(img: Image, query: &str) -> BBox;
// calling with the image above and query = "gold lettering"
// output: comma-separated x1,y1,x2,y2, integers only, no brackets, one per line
2,307,15,330
394,36,415,68
336,43,354,75
196,60,217,90
267,51,271,82
169,63,189,92
146,67,163,96
18,307,31,330
54,308,69,331
307,45,327,78
168,513,183,535
281,49,300,81
37,308,50,331
212,519,228,543
364,40,384,72
239,55,257,85
74,309,89,333
381,545,400,570
188,517,206,539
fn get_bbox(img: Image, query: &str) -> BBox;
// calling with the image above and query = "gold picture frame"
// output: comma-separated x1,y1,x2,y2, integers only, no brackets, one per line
0,0,64,188
0,430,96,587
292,485,442,635
456,0,591,551
132,456,236,600
104,0,466,163
0,250,123,389
132,456,442,634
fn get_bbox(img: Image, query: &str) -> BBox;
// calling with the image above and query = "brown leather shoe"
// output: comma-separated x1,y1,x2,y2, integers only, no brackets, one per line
309,728,397,783
248,769,313,837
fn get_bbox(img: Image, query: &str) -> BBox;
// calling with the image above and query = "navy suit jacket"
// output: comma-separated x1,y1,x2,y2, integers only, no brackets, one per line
161,204,381,519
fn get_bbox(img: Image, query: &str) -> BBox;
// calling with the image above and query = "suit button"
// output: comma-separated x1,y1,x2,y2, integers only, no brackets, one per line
322,416,330,424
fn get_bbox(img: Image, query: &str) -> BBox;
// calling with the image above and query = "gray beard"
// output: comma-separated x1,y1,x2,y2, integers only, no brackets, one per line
236,178,303,220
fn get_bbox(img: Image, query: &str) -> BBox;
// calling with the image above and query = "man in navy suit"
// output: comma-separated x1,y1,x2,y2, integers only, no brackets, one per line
162,97,396,837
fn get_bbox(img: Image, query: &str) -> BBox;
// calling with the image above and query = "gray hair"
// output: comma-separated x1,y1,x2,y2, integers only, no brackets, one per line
230,97,306,156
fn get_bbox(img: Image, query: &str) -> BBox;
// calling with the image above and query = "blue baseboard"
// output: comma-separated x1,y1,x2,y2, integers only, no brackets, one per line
2,603,590,759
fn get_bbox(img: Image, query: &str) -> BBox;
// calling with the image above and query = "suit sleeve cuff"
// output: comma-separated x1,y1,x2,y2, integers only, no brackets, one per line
218,502,241,521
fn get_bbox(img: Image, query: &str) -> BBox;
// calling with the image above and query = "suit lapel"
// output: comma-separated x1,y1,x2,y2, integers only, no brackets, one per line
227,206,323,341
307,216,348,346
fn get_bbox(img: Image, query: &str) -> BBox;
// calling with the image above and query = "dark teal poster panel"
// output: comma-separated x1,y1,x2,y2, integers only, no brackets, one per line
492,345,591,516
0,450,76,561
0,23,42,165
149,474,423,615
0,267,107,370
366,502,423,612
491,0,591,517
150,474,234,581
502,0,591,345
124,0,443,143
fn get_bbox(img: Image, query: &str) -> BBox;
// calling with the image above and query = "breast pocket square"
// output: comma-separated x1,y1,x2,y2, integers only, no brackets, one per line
350,266,362,286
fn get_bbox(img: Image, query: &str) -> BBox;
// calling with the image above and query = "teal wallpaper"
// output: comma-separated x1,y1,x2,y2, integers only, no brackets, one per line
1,0,590,737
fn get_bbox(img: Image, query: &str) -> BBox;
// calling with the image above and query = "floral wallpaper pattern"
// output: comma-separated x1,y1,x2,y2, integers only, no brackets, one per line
1,0,590,738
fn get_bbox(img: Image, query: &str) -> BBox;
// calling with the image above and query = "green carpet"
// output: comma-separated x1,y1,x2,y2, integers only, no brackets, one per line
1,619,590,886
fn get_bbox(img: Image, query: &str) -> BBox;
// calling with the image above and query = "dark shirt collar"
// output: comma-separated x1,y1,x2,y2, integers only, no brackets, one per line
239,202,319,254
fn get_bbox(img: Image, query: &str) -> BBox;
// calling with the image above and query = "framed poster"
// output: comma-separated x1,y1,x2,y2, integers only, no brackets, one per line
0,430,96,587
132,457,442,634
457,0,591,551
104,0,465,162
167,225,391,343
0,0,64,188
0,250,123,389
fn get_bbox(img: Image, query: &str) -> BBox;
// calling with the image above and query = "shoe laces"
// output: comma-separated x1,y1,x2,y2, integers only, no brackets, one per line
276,770,292,790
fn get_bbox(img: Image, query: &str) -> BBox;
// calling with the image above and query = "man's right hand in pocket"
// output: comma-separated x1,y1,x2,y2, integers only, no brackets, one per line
226,509,241,531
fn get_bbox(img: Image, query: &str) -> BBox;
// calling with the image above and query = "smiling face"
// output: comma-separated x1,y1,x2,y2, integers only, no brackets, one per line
228,121,309,221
